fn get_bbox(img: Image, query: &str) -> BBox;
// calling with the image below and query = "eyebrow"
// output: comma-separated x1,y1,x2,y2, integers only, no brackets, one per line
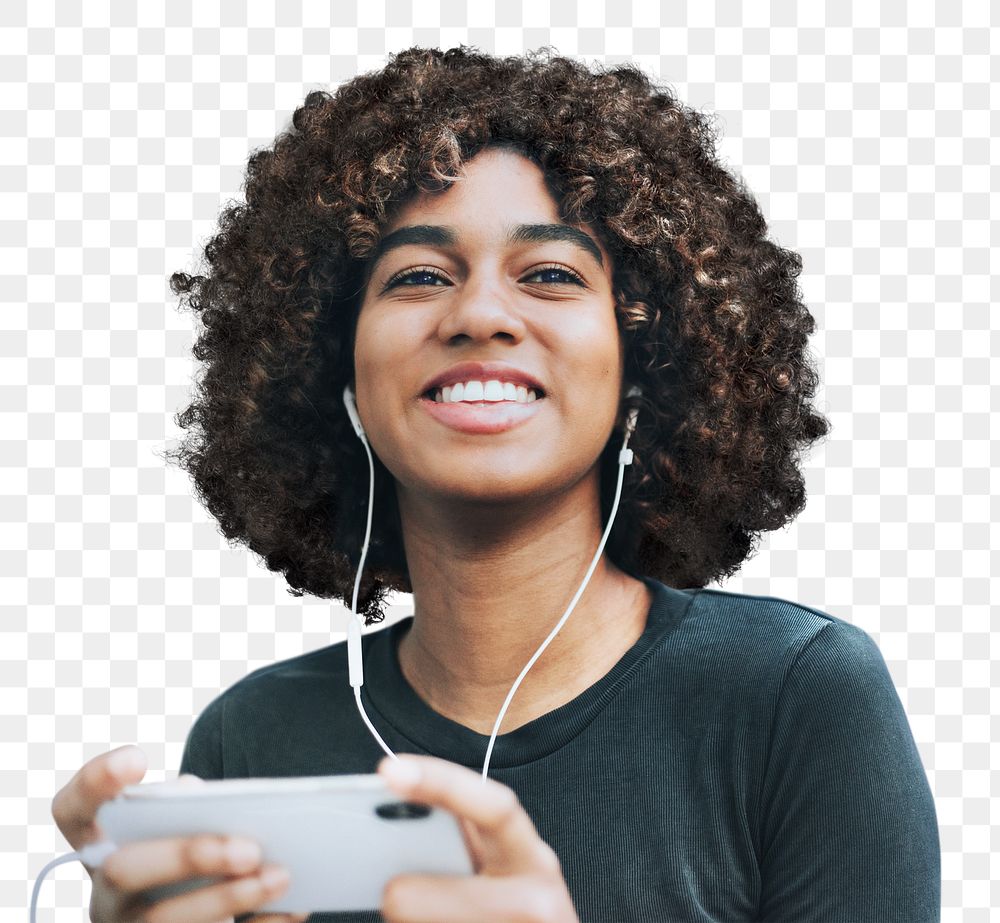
367,223,605,276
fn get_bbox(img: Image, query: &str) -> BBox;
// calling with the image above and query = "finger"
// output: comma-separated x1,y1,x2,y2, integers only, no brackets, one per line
100,834,264,894
119,863,291,923
383,872,564,923
377,755,553,876
457,816,485,873
51,745,147,848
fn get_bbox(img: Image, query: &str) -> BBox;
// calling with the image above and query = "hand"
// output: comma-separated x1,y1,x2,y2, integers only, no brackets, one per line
50,744,307,923
377,753,581,923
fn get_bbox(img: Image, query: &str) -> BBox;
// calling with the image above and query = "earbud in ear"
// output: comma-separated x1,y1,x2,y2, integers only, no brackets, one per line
342,385,367,442
623,384,642,439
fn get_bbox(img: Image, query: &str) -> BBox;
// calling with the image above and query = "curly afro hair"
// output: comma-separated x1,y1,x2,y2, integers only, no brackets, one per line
164,45,831,626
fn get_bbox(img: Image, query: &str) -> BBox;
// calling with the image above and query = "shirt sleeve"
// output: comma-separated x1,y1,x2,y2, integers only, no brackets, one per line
177,692,227,781
756,619,941,923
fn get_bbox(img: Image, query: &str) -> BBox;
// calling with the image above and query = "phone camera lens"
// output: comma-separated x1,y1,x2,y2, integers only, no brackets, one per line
375,800,431,820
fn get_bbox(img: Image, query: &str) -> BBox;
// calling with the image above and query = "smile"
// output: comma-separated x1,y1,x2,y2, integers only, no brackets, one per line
432,380,540,404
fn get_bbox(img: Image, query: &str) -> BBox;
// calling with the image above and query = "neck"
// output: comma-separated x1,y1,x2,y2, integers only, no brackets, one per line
392,475,653,735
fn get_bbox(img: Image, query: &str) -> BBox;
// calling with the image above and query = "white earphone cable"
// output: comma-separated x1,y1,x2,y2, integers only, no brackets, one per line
480,419,634,782
30,841,118,923
345,413,400,762
345,385,640,784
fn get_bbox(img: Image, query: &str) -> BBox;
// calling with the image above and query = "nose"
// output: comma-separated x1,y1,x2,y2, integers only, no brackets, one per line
435,270,527,345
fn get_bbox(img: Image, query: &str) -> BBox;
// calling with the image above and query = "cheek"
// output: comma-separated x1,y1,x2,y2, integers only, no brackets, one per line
353,308,404,396
351,308,432,481
572,314,624,396
352,307,380,373
554,325,624,460
351,312,398,443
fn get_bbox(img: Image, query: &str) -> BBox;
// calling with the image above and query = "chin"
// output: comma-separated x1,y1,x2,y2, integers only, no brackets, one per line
407,462,597,511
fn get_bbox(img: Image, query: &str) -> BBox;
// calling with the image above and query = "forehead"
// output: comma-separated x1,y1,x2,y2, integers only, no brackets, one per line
386,146,558,228
370,147,612,270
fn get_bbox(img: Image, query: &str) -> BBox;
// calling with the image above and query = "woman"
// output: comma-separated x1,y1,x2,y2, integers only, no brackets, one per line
51,46,940,922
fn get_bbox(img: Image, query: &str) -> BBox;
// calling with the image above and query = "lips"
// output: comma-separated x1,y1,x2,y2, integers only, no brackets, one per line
420,360,546,397
419,393,544,434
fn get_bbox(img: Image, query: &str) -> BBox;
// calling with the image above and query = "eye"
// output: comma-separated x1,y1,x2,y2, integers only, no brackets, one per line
383,266,449,290
522,264,586,286
381,262,586,292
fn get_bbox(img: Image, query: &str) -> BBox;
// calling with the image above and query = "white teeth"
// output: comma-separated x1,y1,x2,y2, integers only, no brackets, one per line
483,380,504,401
432,380,541,404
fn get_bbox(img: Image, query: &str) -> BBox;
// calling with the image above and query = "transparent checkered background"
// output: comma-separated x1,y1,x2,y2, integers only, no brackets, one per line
3,1,994,920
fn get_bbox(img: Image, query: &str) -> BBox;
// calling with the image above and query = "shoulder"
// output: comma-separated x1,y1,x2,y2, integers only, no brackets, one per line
647,583,898,727
687,585,861,642
179,642,351,770
204,630,382,730
740,593,941,921
678,587,908,742
670,584,878,679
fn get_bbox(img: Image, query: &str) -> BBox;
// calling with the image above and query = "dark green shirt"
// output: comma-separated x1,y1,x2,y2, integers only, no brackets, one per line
179,577,941,922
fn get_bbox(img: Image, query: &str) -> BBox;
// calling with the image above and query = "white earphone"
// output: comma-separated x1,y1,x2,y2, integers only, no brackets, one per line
342,384,367,443
340,381,641,783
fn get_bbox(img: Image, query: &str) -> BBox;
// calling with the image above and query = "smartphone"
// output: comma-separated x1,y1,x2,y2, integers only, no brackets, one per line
95,774,475,913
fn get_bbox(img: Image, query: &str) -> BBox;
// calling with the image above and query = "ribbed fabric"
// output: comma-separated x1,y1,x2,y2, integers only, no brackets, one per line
180,577,941,922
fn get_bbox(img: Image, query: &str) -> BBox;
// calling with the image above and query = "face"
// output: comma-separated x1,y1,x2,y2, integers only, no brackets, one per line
352,146,625,513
